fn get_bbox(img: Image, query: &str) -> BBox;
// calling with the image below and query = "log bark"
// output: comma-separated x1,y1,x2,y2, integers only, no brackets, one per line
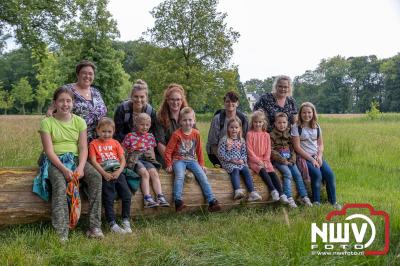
0,167,300,227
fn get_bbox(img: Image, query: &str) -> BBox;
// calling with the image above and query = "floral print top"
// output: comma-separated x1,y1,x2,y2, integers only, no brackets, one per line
253,92,297,132
63,83,107,143
217,136,247,173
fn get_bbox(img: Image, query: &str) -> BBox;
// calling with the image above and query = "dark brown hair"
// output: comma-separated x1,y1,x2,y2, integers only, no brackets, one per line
53,87,74,101
75,60,96,75
223,91,239,102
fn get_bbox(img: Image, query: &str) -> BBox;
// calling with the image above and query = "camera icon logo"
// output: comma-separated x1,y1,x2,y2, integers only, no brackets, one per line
311,203,390,256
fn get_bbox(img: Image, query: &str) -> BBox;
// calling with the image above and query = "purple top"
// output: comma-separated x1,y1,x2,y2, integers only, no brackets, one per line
63,83,107,143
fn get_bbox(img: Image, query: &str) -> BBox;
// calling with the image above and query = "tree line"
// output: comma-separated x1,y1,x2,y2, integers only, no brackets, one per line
1,0,399,115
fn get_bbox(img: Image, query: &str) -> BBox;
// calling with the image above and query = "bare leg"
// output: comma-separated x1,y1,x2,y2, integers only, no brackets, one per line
148,168,162,195
138,168,150,196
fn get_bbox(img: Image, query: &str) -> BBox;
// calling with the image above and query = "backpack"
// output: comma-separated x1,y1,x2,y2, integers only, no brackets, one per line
122,100,154,124
298,124,320,139
214,109,247,131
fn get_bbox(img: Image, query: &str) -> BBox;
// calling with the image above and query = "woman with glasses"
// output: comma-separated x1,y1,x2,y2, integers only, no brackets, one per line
155,84,189,163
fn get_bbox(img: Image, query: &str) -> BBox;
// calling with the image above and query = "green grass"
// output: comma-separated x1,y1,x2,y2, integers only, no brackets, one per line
1,114,400,265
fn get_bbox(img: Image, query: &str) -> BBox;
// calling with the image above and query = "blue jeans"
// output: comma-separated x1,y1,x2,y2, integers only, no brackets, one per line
274,163,308,198
229,166,255,192
306,159,337,204
173,160,215,203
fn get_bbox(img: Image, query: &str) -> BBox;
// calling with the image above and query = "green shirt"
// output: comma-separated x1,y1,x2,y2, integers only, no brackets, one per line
40,114,87,156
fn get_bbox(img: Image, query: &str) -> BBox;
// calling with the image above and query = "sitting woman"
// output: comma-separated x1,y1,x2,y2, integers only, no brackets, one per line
155,83,189,166
39,87,103,241
114,79,158,143
206,91,249,167
253,75,297,132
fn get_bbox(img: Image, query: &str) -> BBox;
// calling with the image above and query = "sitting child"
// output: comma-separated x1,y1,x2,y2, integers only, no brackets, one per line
246,110,289,204
89,117,132,234
270,112,312,208
218,117,262,201
165,107,221,212
122,113,170,208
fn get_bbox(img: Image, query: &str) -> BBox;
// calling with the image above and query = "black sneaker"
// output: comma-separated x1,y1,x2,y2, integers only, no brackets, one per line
175,199,186,212
208,199,222,212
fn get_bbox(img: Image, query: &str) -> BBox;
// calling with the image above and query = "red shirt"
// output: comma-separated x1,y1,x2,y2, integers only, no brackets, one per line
122,131,157,153
165,128,205,167
89,138,124,163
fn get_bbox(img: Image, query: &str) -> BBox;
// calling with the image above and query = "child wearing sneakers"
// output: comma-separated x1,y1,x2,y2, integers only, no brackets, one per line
89,117,132,234
122,113,170,208
246,110,289,204
165,107,221,212
270,112,312,208
218,117,262,201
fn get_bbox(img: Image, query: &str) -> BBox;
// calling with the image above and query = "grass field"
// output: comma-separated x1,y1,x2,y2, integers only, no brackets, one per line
0,114,400,265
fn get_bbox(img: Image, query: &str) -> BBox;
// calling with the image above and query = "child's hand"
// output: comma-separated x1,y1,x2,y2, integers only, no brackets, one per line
62,168,74,181
103,172,114,181
311,158,320,168
166,166,173,173
75,166,84,179
202,166,207,174
111,170,122,180
258,161,265,168
317,155,323,166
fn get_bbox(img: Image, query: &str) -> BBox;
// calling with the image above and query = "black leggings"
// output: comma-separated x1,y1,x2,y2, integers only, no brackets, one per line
259,168,283,195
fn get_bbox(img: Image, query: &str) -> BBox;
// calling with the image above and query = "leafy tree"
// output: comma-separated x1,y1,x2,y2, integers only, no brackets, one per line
0,83,14,114
0,0,81,53
380,54,400,112
11,77,33,114
58,0,131,110
147,0,240,108
33,49,60,113
0,48,37,91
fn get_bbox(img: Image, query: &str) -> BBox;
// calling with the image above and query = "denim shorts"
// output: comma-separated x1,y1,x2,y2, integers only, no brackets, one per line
134,160,156,171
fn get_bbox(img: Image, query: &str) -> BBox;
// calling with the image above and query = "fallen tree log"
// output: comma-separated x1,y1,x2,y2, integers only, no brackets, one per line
0,167,300,227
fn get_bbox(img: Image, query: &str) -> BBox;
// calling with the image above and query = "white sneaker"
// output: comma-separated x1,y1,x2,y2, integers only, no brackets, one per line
279,194,289,204
247,191,262,202
110,223,126,234
300,196,313,207
333,202,342,210
270,190,280,201
288,197,298,208
234,189,246,200
121,220,132,234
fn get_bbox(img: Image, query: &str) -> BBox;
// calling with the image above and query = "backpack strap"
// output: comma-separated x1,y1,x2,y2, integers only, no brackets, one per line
122,100,132,124
298,124,320,138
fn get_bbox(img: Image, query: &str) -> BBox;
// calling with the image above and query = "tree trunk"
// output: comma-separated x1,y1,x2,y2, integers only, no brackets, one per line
0,167,303,227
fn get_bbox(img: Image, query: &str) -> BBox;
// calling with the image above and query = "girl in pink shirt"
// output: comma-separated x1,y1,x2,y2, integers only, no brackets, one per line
246,110,289,204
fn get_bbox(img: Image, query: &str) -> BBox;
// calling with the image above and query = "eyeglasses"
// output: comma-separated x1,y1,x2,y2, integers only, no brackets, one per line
168,98,182,102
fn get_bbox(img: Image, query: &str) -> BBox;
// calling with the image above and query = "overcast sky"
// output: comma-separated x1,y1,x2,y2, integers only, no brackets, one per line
108,0,400,81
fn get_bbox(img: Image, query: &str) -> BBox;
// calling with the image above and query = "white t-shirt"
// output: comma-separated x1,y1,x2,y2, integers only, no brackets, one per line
291,124,321,155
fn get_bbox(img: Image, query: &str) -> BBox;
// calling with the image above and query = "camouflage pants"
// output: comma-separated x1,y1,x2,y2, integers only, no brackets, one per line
48,160,102,238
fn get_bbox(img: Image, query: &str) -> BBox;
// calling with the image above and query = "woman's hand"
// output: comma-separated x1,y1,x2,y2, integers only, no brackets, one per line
46,104,55,117
166,166,173,173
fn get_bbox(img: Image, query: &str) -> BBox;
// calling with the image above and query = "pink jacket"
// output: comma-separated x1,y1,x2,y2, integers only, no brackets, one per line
246,130,274,173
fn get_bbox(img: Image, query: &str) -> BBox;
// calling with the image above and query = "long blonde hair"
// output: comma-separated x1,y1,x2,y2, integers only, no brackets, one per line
298,102,318,128
250,110,268,131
